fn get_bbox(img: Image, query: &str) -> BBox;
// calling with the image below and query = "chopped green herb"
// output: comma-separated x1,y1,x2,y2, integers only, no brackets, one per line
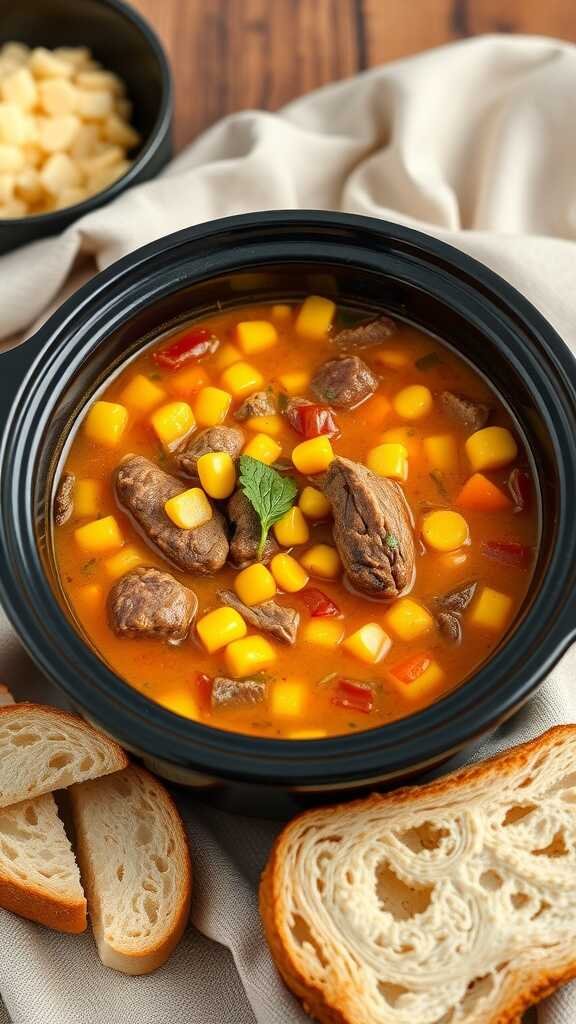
238,455,298,559
430,470,449,500
385,533,399,550
415,352,442,372
81,558,96,575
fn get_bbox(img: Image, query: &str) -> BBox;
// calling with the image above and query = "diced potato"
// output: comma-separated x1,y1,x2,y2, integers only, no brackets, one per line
243,433,282,465
271,304,292,323
270,680,307,717
75,88,114,121
120,373,166,413
366,442,408,481
423,434,459,474
193,386,232,427
0,144,24,172
270,553,309,593
197,452,236,500
291,436,334,475
236,320,278,355
389,661,444,702
1,44,30,66
220,360,264,399
245,415,283,437
465,426,518,472
224,635,277,678
393,384,433,420
0,102,32,145
21,142,43,168
0,197,26,217
74,478,104,519
273,507,310,547
343,623,391,665
76,70,124,95
150,401,195,446
15,167,43,203
157,689,199,720
298,485,331,521
166,365,210,398
164,487,212,530
0,173,14,203
422,510,469,553
74,515,123,554
29,47,73,79
278,371,310,395
37,114,80,153
299,544,341,579
38,78,78,116
39,152,81,195
295,295,335,339
69,122,100,159
374,348,411,370
197,607,247,653
301,619,344,648
103,545,144,580
85,158,129,195
78,144,123,176
75,583,104,614
380,426,420,459
1,68,37,110
214,343,241,372
385,598,434,642
102,114,140,149
469,587,512,631
84,400,128,448
53,47,91,70
234,563,277,606
53,186,88,210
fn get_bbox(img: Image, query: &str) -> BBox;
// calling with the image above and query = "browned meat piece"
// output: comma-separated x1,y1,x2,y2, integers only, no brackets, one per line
234,390,276,421
54,472,75,526
219,589,299,644
333,316,396,350
114,454,229,574
440,391,490,432
174,426,244,479
436,582,477,612
211,676,266,708
108,566,197,641
311,356,378,409
322,456,415,599
227,490,279,567
437,611,462,644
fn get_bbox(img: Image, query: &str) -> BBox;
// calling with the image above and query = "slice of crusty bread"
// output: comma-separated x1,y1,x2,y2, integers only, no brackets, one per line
261,726,576,1024
69,765,192,974
0,703,128,808
0,687,86,932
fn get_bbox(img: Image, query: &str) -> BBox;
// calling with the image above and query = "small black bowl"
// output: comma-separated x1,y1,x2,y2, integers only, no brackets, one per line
0,211,576,816
0,0,172,255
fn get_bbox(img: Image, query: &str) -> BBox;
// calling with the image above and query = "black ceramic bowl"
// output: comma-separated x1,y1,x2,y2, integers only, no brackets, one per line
1,211,576,816
0,0,172,255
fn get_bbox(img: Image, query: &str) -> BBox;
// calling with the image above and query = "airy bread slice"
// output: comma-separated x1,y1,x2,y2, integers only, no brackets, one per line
261,726,576,1024
0,703,128,808
69,765,192,975
0,688,86,932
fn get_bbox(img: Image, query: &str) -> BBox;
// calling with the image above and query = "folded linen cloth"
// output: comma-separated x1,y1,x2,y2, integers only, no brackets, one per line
0,33,574,1024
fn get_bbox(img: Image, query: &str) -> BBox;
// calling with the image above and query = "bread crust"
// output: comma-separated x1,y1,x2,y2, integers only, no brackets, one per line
260,726,576,1024
0,871,86,934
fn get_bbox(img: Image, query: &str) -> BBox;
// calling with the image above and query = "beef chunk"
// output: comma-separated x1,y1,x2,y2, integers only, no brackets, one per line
227,490,279,567
114,455,229,574
211,676,266,709
322,456,415,598
436,581,477,612
234,390,276,421
311,356,378,409
108,566,197,641
440,391,490,432
174,426,244,479
437,611,462,644
54,472,75,526
333,316,396,350
219,589,299,644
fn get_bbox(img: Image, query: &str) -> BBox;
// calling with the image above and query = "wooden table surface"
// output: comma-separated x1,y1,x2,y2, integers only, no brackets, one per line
131,0,576,150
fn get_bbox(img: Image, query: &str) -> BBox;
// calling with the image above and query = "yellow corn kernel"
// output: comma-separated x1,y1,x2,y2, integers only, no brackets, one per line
469,587,512,631
423,434,459,474
301,619,344,648
193,386,232,427
214,343,242,372
84,401,128,448
366,442,408,481
465,426,518,472
157,689,199,720
197,452,236,499
103,545,144,579
385,598,434,642
271,680,307,717
74,478,104,519
236,320,278,355
243,433,282,465
278,371,311,395
74,515,124,554
287,728,327,739
245,415,283,437
273,507,310,547
164,487,212,530
343,623,391,664
270,553,309,593
380,426,420,459
299,544,341,580
120,374,166,413
393,385,433,421
295,295,336,339
150,401,195,446
197,607,247,653
234,562,277,606
298,485,331,521
292,436,334,475
271,304,292,323
389,661,444,703
167,365,210,398
422,510,469,553
224,635,277,678
75,583,103,614
374,348,411,370
220,360,264,399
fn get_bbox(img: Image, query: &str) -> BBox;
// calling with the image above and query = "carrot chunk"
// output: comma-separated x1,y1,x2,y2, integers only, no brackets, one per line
456,472,511,511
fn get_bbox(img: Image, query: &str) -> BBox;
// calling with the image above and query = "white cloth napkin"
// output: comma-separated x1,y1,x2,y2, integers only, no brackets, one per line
0,33,574,1024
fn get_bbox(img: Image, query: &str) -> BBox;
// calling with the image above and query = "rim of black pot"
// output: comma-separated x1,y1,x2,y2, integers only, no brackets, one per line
2,211,576,787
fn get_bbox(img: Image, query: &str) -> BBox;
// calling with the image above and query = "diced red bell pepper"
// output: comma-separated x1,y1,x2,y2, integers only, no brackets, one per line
195,672,214,711
331,678,374,714
300,588,341,617
390,652,432,683
481,539,531,567
153,327,219,370
286,401,338,439
507,468,531,512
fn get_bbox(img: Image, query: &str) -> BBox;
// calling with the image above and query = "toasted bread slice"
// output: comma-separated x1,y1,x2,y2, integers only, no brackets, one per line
261,726,576,1024
70,765,191,974
0,703,128,808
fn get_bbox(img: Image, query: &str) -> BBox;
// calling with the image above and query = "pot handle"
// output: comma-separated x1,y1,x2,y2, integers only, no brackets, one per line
0,332,46,434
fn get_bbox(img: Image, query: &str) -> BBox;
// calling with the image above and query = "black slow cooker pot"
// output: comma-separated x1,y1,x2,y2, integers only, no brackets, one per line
0,212,575,816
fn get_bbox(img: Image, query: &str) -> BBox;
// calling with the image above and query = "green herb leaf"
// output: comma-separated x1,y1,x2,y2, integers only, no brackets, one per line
415,352,442,372
238,455,298,559
385,533,399,550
